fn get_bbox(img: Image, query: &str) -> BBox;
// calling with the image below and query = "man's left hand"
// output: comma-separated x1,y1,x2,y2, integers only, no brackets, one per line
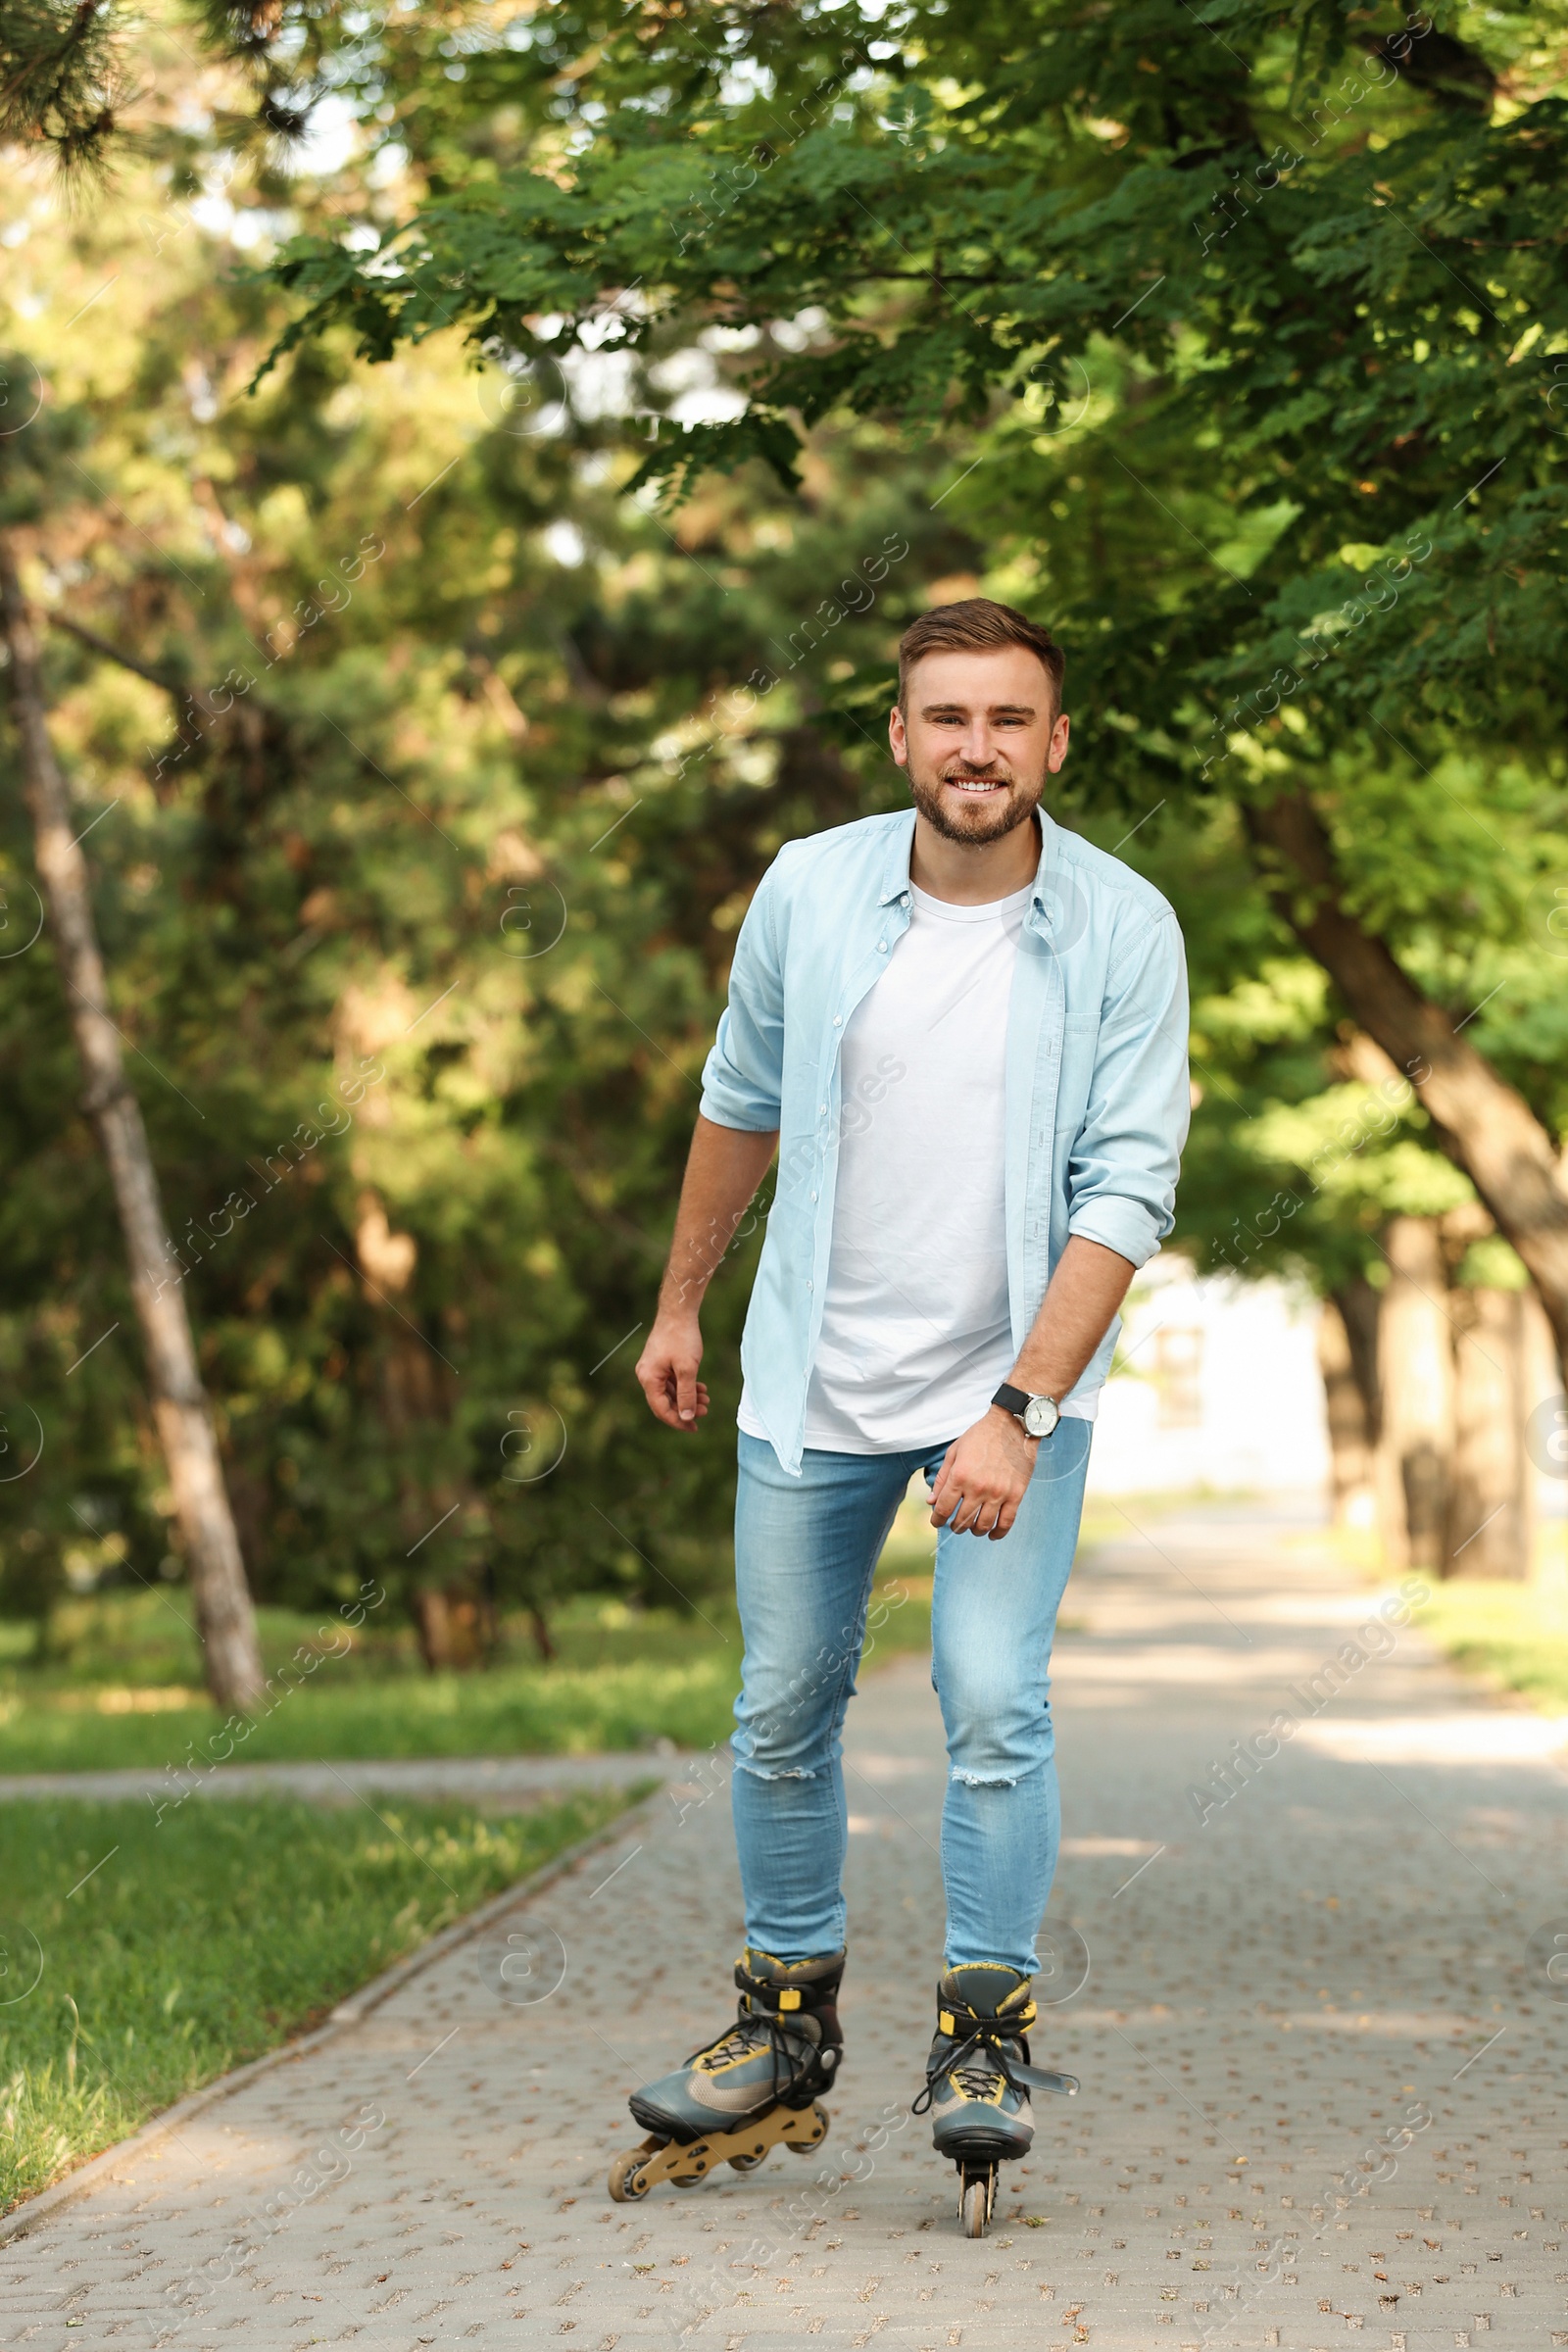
929,1406,1040,1541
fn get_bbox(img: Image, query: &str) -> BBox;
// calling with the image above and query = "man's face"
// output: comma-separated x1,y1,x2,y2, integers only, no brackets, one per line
888,644,1069,846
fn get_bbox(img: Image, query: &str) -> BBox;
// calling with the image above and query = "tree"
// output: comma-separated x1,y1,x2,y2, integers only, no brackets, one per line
10,1,1562,1650
0,0,438,1693
0,59,979,1652
263,0,1568,1381
1158,798,1544,1577
1,532,267,1702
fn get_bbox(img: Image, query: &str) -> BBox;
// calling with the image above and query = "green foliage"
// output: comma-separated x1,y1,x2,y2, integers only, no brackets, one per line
0,1,122,172
0,81,969,1640
268,0,1568,767
0,0,390,176
0,1785,635,2210
259,0,1568,1275
5,3,1566,1675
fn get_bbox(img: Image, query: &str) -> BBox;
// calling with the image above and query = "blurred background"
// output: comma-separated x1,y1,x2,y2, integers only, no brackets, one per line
1,0,1566,1757
0,0,1560,1731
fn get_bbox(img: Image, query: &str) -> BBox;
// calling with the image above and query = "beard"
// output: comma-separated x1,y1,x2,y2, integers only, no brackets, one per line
906,755,1046,847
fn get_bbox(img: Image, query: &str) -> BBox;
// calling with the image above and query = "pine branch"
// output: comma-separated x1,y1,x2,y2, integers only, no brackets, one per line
0,0,124,174
0,0,323,179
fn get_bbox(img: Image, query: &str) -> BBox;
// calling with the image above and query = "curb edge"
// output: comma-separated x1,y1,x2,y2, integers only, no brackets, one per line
0,1781,664,2244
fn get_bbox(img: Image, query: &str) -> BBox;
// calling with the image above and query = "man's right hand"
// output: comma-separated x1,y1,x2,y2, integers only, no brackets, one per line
636,1313,710,1433
635,1117,775,1434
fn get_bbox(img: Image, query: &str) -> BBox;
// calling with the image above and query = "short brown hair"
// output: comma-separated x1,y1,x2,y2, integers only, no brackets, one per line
897,598,1065,716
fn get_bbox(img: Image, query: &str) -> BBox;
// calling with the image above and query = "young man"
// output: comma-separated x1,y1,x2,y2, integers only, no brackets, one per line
619,599,1189,2213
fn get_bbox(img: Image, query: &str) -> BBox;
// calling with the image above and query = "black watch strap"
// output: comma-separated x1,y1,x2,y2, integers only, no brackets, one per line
993,1383,1061,1439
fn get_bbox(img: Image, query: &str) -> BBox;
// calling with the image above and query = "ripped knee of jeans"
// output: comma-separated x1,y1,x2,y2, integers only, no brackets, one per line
734,1754,823,1783
949,1765,1021,1790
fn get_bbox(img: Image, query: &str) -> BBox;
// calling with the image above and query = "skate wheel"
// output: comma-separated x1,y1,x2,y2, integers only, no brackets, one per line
956,2161,997,2238
786,2102,830,2152
608,2147,654,2202
728,2149,768,2173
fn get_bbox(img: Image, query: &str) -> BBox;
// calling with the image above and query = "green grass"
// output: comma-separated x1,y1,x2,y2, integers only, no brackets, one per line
0,1787,639,2213
0,1487,1101,2220
0,1514,940,1777
1415,1523,1568,1713
0,1646,749,1775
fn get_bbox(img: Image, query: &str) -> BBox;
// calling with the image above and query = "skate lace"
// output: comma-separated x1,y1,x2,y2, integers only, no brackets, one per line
952,2049,1009,2100
912,2022,1029,2115
694,2011,817,2104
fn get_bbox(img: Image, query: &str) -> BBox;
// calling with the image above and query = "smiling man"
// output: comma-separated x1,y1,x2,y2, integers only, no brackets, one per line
613,599,1190,2230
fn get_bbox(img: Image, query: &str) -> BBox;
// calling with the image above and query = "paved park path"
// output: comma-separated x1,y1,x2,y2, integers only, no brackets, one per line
5,1495,1568,2351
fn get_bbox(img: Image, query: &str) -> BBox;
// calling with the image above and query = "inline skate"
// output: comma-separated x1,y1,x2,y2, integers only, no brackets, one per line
607,1946,842,2202
915,1963,1078,2236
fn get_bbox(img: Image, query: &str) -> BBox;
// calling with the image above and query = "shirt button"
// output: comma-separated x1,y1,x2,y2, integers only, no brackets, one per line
877,940,888,952
818,1103,827,1116
807,1280,813,1292
809,1191,817,1202
833,1015,842,1027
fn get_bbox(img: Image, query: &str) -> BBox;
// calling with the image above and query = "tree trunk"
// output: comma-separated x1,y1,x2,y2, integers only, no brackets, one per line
1447,1286,1532,1579
1378,1217,1453,1573
1245,791,1568,1388
0,535,264,1713
1333,1274,1384,1448
1522,1286,1566,1494
1317,1295,1378,1532
410,1582,491,1671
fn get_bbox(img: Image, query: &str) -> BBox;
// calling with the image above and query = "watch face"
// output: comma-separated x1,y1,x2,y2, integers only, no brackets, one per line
1023,1395,1059,1439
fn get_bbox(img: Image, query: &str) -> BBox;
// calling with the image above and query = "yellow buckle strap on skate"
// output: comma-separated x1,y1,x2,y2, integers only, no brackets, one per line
1019,2001,1037,2027
939,2010,956,2034
777,1987,802,2010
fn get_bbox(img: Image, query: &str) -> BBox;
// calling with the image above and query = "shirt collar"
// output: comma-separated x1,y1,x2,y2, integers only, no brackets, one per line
876,808,917,905
876,805,1060,906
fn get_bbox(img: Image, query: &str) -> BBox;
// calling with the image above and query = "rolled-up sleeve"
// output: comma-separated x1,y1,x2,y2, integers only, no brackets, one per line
700,868,786,1132
1066,910,1190,1267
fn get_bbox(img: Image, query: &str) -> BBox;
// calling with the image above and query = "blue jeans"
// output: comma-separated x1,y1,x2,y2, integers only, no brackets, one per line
730,1420,1093,1974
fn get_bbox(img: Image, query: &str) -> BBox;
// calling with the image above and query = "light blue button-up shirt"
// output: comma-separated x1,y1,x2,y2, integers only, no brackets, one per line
701,807,1190,1473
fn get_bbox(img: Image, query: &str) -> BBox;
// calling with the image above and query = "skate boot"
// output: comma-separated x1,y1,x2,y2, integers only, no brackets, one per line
914,1963,1078,2236
606,1947,842,2202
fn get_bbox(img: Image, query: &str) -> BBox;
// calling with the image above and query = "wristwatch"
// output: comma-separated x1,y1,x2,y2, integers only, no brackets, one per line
992,1383,1060,1440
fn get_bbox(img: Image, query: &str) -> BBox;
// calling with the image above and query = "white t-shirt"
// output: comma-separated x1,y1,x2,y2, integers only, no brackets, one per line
739,878,1097,1455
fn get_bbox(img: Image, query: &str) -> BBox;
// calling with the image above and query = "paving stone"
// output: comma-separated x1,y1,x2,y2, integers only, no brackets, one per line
3,1494,1565,2349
